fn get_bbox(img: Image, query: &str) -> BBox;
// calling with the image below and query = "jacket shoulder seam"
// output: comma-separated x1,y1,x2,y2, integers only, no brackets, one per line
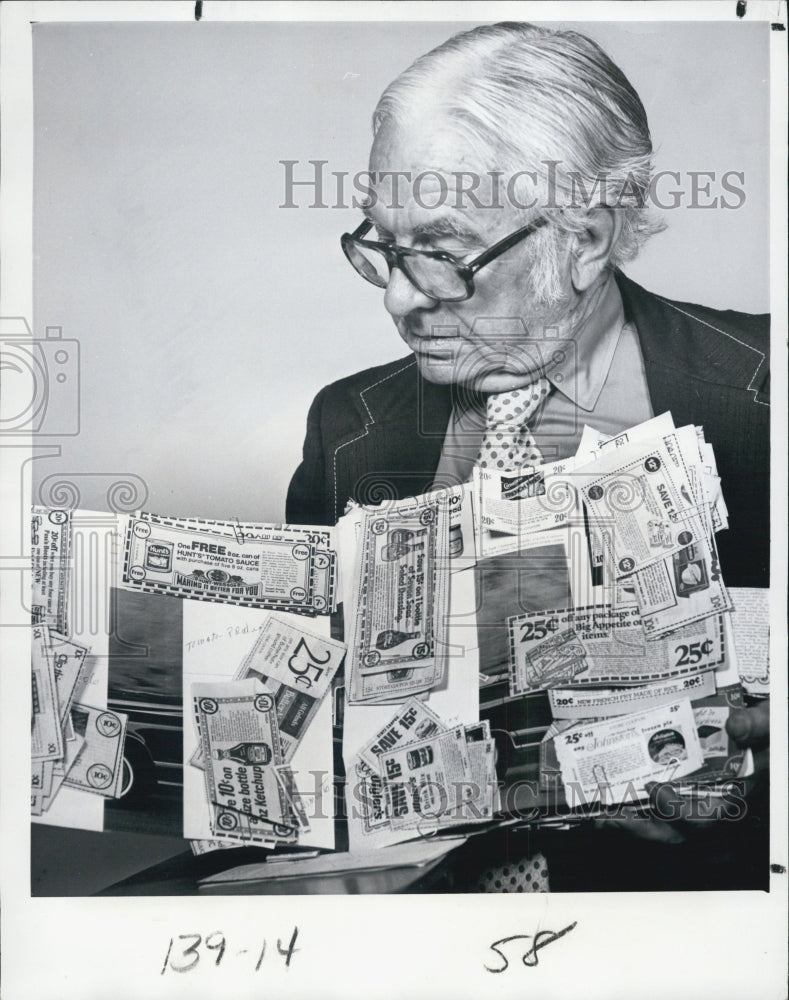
653,295,769,407
332,358,418,515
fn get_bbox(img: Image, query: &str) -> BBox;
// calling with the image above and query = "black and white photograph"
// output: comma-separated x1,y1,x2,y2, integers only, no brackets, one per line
1,2,786,998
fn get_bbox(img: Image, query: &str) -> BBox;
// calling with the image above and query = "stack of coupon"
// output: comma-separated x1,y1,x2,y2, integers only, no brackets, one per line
474,412,764,815
31,507,130,814
340,493,452,705
31,623,128,815
344,698,499,849
188,613,346,849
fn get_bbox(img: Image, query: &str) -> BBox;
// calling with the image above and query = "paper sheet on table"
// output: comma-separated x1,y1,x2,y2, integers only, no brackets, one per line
34,510,120,832
182,600,335,849
199,834,469,890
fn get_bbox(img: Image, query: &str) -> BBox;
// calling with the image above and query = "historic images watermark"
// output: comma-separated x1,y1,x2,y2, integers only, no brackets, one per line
279,160,747,211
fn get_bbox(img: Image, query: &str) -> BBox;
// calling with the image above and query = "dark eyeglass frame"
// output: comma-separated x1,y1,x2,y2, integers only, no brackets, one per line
341,215,549,302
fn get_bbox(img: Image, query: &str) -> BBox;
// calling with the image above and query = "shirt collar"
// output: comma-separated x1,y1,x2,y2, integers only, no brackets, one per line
545,273,626,412
453,272,626,421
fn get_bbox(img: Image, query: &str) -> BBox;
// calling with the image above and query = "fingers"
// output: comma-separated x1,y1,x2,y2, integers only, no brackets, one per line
726,699,770,750
645,780,750,828
647,780,687,822
592,776,754,843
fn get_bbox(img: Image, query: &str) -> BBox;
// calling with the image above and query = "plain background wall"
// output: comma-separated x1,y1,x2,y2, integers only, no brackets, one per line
32,20,770,522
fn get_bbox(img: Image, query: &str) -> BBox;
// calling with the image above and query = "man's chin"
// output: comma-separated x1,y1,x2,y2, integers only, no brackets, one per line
414,354,546,393
464,372,548,393
412,353,461,384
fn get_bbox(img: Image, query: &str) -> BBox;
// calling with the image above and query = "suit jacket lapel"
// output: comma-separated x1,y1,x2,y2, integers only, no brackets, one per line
332,358,453,517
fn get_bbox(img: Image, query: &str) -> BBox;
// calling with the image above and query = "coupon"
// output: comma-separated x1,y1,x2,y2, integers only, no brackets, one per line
170,513,332,552
352,481,473,572
508,603,724,692
351,761,391,837
63,704,127,798
631,531,732,636
31,625,63,762
345,494,450,704
347,661,441,706
31,507,71,634
209,803,298,846
48,631,89,725
540,721,575,792
349,496,449,675
189,839,238,856
273,765,311,831
553,699,704,802
472,455,581,537
122,512,317,612
311,547,338,614
193,679,290,827
357,698,446,774
548,670,717,719
465,734,499,821
575,413,677,464
688,686,748,783
31,761,54,815
234,613,346,762
727,587,769,693
150,514,337,614
42,733,86,810
698,437,728,532
379,725,473,831
579,434,705,575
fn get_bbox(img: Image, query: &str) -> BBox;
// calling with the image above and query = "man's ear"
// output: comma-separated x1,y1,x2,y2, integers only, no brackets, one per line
569,208,622,292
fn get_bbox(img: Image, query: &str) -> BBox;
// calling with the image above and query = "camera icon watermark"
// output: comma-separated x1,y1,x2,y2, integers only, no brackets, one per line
0,318,80,436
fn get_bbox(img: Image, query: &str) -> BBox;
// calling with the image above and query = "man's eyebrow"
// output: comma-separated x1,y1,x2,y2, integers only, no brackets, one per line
361,208,482,245
412,218,482,244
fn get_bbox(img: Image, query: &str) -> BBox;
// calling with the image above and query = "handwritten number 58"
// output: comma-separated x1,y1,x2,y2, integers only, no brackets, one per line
485,923,577,973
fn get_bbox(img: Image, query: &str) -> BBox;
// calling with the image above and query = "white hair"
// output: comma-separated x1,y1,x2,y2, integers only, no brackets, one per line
373,22,666,267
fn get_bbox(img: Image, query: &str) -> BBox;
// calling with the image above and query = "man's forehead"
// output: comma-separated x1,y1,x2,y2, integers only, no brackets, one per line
366,121,512,235
370,118,481,171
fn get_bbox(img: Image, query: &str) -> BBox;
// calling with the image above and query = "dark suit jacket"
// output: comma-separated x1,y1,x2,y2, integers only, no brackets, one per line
287,271,770,587
286,272,771,890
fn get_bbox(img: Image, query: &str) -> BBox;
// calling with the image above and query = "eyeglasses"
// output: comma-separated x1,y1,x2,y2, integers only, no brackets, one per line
341,216,548,303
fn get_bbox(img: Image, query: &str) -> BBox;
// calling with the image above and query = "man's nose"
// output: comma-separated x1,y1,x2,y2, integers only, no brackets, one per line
383,266,437,318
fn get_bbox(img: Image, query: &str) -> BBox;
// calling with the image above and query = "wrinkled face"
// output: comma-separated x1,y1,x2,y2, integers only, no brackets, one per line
367,122,579,393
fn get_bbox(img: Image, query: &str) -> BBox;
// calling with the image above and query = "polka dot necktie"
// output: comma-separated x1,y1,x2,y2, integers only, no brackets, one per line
476,853,551,893
475,380,551,471
474,380,552,892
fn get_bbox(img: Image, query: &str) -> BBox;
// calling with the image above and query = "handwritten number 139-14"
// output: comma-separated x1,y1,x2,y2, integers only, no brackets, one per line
161,927,298,974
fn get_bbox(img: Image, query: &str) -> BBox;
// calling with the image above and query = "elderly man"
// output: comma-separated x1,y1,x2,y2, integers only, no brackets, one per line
287,22,769,891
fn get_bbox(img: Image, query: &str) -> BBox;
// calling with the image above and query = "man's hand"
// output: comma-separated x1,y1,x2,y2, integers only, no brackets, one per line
596,698,770,844
726,697,770,755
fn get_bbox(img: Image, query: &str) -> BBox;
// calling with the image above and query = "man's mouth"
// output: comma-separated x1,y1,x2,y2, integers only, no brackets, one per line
402,331,463,361
414,344,457,360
